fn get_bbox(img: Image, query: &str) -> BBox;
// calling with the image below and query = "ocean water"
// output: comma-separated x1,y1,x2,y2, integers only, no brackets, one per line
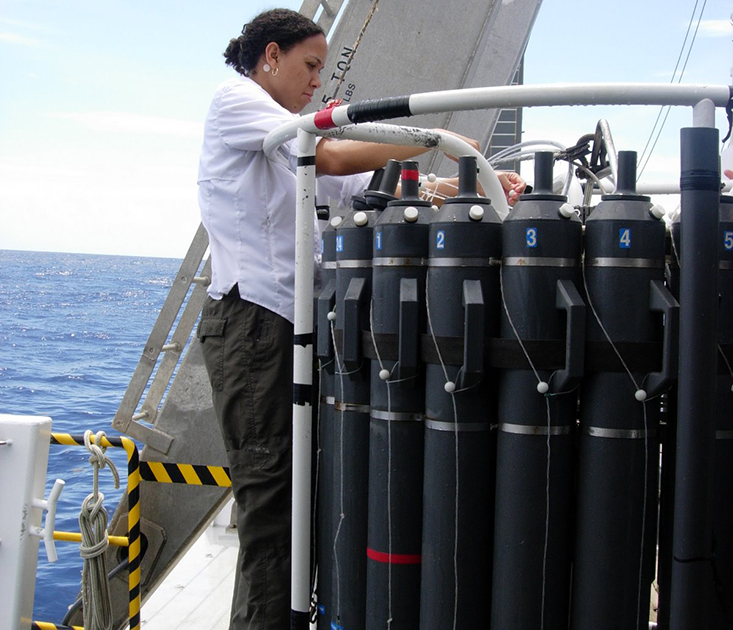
0,249,183,624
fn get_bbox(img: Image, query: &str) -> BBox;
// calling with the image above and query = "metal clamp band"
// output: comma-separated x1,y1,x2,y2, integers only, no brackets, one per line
720,260,733,270
716,430,733,440
320,395,336,405
321,261,337,270
337,259,372,269
425,419,493,432
334,401,371,413
372,257,425,267
499,422,572,436
371,409,423,422
583,426,657,439
428,257,499,268
503,256,578,267
586,257,664,269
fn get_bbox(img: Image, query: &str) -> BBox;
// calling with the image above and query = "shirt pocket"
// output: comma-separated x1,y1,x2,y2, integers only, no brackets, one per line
197,316,227,392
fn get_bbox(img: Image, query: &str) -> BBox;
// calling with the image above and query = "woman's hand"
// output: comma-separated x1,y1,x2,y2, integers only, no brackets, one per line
433,129,481,161
497,171,526,205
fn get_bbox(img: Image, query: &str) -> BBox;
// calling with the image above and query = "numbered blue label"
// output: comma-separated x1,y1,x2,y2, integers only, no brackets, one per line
436,230,446,250
725,231,733,251
336,235,344,252
619,228,631,249
375,231,382,250
526,227,538,248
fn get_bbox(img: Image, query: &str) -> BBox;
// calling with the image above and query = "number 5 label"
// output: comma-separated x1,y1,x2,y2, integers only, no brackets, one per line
724,231,733,251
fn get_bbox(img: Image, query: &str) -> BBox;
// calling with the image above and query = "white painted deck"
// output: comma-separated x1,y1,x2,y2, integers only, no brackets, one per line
138,501,238,630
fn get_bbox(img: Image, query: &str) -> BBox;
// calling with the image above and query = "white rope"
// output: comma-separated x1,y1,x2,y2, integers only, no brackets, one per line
79,430,119,630
368,297,394,627
329,317,346,624
424,272,460,630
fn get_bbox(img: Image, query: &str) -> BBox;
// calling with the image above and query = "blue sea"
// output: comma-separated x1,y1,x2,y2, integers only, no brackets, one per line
0,249,184,625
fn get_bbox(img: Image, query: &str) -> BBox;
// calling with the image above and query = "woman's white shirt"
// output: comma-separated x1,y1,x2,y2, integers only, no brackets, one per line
198,76,370,323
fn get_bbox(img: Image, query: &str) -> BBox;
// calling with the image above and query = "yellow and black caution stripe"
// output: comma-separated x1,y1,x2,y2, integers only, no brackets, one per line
140,460,232,487
50,433,141,630
32,622,83,630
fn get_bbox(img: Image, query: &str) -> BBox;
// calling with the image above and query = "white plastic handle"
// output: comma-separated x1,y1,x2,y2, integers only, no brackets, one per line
31,478,65,562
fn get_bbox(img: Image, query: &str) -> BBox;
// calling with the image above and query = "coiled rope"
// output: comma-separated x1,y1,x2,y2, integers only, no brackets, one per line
79,430,120,630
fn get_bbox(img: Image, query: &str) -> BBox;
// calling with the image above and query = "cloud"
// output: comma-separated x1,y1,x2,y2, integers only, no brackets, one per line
697,19,732,37
47,111,203,139
0,31,41,46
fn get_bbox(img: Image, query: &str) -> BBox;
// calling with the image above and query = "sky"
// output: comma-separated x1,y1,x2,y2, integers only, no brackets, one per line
0,0,731,258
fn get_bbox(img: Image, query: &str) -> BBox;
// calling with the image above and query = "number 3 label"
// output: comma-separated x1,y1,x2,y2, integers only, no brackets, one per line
526,227,538,248
619,228,631,249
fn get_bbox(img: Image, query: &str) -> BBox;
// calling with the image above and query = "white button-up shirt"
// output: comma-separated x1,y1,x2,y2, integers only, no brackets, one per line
198,76,370,323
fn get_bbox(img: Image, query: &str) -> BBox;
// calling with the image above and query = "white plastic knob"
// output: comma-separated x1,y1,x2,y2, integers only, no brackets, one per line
431,205,439,213
469,205,484,221
559,203,575,218
404,207,419,222
444,381,456,393
427,173,437,183
354,211,368,226
635,389,648,402
650,204,666,220
379,369,390,381
536,381,549,394
327,311,337,322
330,216,343,228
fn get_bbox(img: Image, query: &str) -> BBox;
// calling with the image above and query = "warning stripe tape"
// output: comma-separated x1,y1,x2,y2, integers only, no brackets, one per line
50,433,141,630
32,623,84,630
140,461,232,487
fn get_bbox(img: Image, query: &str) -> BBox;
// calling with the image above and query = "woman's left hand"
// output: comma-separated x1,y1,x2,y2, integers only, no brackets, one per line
497,171,527,206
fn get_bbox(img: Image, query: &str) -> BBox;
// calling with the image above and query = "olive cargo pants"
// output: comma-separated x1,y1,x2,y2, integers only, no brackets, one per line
198,289,293,630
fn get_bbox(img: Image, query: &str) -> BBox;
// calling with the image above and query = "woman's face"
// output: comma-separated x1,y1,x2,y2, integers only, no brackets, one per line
265,34,328,113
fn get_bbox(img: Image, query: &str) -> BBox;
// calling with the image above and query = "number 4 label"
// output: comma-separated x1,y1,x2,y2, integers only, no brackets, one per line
619,228,631,249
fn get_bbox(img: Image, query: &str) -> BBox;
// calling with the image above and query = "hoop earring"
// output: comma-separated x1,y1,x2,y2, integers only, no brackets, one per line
272,67,279,77
262,63,271,73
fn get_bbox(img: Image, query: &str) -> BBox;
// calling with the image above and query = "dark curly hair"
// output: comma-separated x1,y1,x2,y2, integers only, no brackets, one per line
224,8,324,76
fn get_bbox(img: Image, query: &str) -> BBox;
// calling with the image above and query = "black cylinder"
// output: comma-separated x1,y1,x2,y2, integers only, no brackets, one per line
571,150,666,630
420,156,502,630
491,152,582,630
366,161,431,630
669,127,721,629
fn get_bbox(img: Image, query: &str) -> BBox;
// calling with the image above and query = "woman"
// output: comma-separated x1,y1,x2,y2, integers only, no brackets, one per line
196,8,524,630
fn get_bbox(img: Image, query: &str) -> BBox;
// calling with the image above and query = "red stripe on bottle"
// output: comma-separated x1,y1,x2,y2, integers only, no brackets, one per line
366,547,422,564
401,169,420,181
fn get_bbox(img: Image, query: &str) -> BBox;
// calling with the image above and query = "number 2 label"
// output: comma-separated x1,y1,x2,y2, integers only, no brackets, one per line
436,230,446,250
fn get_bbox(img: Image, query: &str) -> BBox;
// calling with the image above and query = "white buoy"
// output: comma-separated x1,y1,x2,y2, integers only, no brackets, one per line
354,211,368,226
427,173,437,183
444,381,456,393
379,369,390,381
537,381,549,394
327,311,336,322
635,389,647,402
